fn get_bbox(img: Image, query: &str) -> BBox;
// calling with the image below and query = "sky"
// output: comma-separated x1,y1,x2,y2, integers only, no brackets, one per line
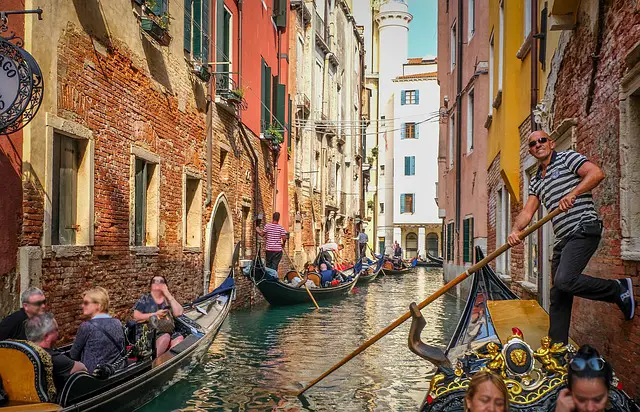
408,0,438,58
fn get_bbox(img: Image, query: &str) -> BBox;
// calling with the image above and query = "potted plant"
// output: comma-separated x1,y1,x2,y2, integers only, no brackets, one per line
265,125,284,150
367,200,374,210
140,0,170,44
371,146,379,158
228,87,245,104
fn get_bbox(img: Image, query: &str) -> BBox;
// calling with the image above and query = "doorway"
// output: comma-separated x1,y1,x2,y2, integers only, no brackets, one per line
205,194,234,292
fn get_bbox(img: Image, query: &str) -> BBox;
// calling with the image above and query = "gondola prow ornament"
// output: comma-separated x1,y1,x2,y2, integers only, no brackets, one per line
0,9,44,135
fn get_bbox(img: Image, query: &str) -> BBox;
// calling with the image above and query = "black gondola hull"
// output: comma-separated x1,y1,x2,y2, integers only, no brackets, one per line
255,277,358,306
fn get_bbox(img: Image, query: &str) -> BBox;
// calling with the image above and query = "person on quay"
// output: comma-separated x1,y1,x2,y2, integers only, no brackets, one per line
464,370,509,412
256,212,288,271
133,275,184,356
25,313,87,391
0,287,47,341
70,287,125,372
508,131,634,345
356,228,368,261
555,344,613,412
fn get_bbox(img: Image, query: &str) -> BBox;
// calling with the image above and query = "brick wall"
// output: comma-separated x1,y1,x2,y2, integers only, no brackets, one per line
19,25,273,340
487,154,500,271
548,0,640,395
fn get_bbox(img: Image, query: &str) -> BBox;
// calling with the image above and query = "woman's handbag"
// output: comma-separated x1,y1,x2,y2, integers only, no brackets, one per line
156,312,175,334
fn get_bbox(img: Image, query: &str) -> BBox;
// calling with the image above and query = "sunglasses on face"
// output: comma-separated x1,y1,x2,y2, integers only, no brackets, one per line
528,137,549,148
570,356,606,372
27,299,46,307
152,279,166,284
82,300,97,306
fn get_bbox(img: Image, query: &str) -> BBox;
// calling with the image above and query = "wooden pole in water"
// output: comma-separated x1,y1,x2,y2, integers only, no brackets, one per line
297,208,561,396
304,278,320,310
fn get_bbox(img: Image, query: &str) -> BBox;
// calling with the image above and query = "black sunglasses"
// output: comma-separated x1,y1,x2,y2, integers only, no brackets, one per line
570,356,606,372
528,137,549,148
28,299,46,307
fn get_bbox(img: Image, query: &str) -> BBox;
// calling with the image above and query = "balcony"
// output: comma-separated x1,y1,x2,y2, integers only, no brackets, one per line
295,92,311,115
214,73,246,114
314,12,330,53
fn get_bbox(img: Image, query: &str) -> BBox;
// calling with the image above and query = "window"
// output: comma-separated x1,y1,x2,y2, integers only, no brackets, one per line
133,152,160,247
524,0,532,39
449,114,455,168
184,0,212,65
379,202,384,214
400,193,415,214
404,156,416,176
463,216,474,263
446,222,455,261
336,163,341,197
52,134,81,245
296,36,304,86
467,89,474,153
380,165,385,176
315,59,324,115
499,1,504,90
401,122,418,139
261,59,272,132
450,22,457,70
184,174,202,248
489,33,494,112
406,233,418,256
401,90,419,105
378,237,385,255
468,0,475,40
495,186,510,275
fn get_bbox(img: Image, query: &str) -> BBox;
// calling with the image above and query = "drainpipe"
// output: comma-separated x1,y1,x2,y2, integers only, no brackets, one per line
205,98,213,206
455,0,463,260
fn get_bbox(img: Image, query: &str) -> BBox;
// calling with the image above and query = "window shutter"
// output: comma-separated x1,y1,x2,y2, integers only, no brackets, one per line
276,83,286,133
184,0,192,53
288,96,292,147
401,90,406,105
470,217,474,262
59,137,78,245
400,194,406,214
415,123,420,139
463,219,470,262
202,0,210,63
401,123,406,139
262,65,272,131
260,61,266,131
135,160,147,246
404,157,410,175
216,0,225,66
275,0,287,28
410,156,415,175
410,194,414,212
149,0,164,15
415,90,420,104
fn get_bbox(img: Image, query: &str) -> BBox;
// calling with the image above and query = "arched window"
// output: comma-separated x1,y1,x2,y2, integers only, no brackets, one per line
426,233,439,257
406,232,418,257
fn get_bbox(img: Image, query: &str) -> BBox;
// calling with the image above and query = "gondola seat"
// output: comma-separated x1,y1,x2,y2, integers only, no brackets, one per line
284,270,301,283
304,273,321,287
0,340,57,403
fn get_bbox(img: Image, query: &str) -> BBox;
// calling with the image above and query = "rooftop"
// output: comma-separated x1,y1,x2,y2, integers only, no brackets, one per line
394,72,438,80
406,57,438,65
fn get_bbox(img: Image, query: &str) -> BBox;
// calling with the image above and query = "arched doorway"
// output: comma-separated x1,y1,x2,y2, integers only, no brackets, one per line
406,232,418,258
426,232,439,257
205,194,234,292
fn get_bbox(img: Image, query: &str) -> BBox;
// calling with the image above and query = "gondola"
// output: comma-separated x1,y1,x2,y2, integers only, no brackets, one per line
382,258,415,276
415,253,443,268
0,244,240,412
355,257,384,285
408,246,638,411
426,252,444,265
247,250,360,306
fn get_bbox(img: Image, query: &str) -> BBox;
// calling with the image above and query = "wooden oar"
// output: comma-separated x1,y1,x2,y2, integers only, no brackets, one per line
297,208,561,396
303,275,320,310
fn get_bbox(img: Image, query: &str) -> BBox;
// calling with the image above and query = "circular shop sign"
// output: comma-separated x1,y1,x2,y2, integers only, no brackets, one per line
0,36,43,133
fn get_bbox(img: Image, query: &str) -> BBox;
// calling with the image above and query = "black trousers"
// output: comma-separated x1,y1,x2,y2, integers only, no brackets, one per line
359,243,366,259
549,220,619,344
265,251,283,271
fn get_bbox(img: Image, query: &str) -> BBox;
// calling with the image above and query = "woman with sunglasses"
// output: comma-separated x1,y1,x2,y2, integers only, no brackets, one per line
70,287,125,372
133,275,184,356
555,344,613,412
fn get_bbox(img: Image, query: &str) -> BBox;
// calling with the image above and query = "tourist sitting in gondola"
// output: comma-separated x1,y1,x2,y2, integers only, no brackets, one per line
25,312,87,391
464,370,508,412
133,275,184,356
554,344,613,412
70,287,125,373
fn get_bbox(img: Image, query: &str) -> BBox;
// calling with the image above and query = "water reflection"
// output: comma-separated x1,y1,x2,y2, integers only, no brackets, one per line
138,268,463,411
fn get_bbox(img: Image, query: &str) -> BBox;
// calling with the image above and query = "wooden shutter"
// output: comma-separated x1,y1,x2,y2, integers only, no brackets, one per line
135,159,147,246
415,90,420,104
275,83,286,133
262,63,272,131
410,156,415,175
463,218,470,262
469,217,474,262
287,96,292,148
202,0,210,63
184,0,192,52
401,123,406,139
400,194,406,214
415,123,420,139
275,0,287,28
404,157,410,175
216,0,225,67
57,135,78,245
193,0,203,60
401,90,406,105
407,194,414,213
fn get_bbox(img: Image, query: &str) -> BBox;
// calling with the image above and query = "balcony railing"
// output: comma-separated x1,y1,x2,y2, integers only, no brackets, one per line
314,12,329,52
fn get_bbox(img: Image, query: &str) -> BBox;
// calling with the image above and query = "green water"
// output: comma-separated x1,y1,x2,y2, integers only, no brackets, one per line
138,268,463,411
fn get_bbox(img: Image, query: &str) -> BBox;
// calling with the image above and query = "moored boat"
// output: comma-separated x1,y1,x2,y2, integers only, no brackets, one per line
247,251,360,306
408,246,638,411
382,258,414,275
0,244,240,412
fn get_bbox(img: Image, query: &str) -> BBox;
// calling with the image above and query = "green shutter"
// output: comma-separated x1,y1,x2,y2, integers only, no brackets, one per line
401,123,406,139
184,0,192,52
463,218,470,263
415,90,420,104
275,0,287,28
276,83,286,132
216,0,224,68
202,0,210,63
400,194,406,214
415,123,420,139
193,0,202,60
469,217,474,262
287,96,292,148
404,156,410,175
401,90,406,105
410,156,415,175
272,76,278,125
262,64,272,131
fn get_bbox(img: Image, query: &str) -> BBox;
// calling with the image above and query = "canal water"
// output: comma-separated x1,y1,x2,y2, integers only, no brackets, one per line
139,267,464,411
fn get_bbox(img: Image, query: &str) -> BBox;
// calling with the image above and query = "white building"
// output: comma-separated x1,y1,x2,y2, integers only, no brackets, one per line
391,59,441,258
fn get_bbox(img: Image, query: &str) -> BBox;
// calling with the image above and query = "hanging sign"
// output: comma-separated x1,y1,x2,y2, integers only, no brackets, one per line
0,36,43,134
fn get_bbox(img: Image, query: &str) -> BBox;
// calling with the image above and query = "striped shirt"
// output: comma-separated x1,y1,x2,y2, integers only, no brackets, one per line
263,223,287,251
529,150,599,240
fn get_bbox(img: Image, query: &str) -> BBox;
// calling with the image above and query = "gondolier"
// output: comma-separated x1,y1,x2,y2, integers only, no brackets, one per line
356,228,368,260
256,212,288,271
508,131,634,345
